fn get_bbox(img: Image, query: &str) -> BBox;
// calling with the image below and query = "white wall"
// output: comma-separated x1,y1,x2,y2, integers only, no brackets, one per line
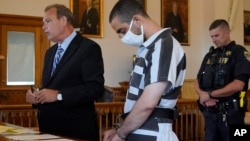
0,0,249,87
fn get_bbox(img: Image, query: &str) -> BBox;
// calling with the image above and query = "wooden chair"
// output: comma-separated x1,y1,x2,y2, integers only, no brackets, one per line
104,86,127,102
119,81,129,88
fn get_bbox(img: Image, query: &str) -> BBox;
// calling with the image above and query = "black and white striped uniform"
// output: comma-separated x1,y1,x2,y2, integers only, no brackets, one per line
125,28,186,141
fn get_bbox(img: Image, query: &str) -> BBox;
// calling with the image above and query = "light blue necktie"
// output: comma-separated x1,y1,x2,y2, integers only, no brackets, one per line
51,45,64,75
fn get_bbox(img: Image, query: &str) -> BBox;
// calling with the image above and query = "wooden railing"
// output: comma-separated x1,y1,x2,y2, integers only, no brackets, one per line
0,100,206,141
95,102,124,141
174,99,204,141
95,100,205,141
0,104,38,128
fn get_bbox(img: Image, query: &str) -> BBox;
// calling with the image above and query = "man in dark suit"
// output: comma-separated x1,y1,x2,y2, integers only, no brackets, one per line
244,15,250,42
26,4,104,141
164,1,185,42
80,0,99,34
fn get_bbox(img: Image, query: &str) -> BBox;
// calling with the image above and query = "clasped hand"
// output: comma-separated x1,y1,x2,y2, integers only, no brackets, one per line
199,90,218,107
26,88,58,104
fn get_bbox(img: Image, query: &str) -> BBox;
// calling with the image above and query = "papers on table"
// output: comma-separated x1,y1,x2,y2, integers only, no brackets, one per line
0,125,13,133
0,125,38,135
5,134,74,140
0,124,74,140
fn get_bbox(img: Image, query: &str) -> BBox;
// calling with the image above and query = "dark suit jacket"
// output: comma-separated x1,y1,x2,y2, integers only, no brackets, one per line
37,32,104,141
80,7,99,34
244,23,250,36
165,12,184,42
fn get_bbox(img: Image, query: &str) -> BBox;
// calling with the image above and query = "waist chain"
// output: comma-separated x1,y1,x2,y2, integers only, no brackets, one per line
121,108,179,132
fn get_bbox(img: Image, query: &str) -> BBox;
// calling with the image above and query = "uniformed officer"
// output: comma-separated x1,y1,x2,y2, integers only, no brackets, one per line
195,19,250,141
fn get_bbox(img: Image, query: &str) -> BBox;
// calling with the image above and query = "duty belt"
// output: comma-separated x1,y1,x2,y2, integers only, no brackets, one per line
204,99,239,113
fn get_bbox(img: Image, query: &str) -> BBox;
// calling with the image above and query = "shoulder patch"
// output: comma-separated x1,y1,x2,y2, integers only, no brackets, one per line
244,51,250,62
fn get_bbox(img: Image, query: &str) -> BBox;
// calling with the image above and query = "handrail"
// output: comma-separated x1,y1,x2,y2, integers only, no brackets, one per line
0,104,33,109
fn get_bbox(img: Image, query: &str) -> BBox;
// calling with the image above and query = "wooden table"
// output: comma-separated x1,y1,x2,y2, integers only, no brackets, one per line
0,122,88,141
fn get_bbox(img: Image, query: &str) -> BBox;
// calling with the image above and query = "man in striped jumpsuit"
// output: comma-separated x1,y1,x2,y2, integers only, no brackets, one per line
104,0,186,141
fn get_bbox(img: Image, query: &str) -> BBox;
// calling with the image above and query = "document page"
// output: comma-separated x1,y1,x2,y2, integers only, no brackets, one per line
5,134,62,140
0,125,38,135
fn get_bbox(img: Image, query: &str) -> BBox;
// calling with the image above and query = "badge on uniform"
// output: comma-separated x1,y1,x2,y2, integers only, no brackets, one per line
244,51,250,62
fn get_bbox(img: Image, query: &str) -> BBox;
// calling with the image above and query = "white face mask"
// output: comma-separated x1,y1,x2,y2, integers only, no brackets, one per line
121,19,144,46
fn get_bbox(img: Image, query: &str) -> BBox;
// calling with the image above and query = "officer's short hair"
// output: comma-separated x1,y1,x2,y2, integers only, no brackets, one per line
209,19,230,31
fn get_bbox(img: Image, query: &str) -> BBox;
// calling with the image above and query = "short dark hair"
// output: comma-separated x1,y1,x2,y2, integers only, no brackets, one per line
45,4,75,26
109,0,149,24
209,19,230,31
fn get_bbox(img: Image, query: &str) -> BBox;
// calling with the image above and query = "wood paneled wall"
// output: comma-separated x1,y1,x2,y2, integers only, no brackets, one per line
180,79,250,100
180,79,198,99
0,89,28,104
0,79,249,105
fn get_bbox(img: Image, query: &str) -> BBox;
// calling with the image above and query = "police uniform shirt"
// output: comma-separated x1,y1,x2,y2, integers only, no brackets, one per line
197,41,250,94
